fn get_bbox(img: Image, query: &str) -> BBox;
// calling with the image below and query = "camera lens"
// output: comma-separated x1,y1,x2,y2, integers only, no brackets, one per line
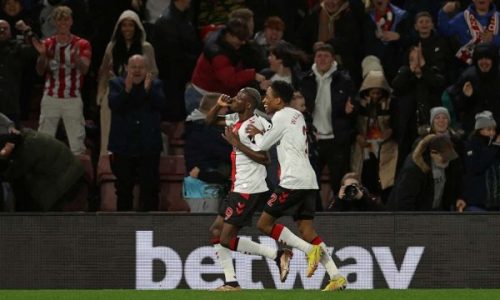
344,184,358,201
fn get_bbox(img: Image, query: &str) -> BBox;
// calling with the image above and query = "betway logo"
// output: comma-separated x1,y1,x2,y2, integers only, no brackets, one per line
135,231,424,290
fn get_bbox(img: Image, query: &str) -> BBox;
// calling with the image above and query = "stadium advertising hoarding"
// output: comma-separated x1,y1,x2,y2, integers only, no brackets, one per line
0,213,499,289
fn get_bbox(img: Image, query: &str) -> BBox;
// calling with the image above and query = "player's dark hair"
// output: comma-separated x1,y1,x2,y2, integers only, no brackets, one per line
241,87,261,109
270,81,294,104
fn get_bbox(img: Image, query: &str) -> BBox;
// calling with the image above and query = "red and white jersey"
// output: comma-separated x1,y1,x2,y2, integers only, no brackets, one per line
254,107,318,190
225,113,271,194
43,35,92,98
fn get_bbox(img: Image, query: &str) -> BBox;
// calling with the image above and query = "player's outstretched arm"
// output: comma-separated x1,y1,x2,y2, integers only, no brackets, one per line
205,94,231,126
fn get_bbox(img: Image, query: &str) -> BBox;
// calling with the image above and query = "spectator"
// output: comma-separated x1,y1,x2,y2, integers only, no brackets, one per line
153,0,200,122
411,11,453,82
300,43,356,196
32,6,91,155
438,0,500,65
387,134,466,211
108,54,165,211
184,93,231,191
259,40,308,91
185,18,265,115
463,110,500,211
362,0,411,81
253,16,285,60
0,129,85,211
327,172,383,211
448,43,500,134
392,45,446,166
0,0,39,38
299,0,362,84
352,67,397,201
97,9,158,156
0,19,36,125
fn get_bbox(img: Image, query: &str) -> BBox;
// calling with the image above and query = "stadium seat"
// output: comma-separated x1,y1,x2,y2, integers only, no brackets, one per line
97,155,189,212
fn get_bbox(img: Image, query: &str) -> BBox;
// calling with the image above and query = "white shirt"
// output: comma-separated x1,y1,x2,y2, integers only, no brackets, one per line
254,107,319,190
225,113,271,194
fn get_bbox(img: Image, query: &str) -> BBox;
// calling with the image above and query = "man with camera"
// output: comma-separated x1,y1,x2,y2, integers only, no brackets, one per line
328,172,383,211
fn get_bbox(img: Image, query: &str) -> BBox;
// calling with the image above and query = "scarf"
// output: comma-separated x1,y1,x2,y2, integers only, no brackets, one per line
375,6,394,32
456,9,498,64
318,1,350,42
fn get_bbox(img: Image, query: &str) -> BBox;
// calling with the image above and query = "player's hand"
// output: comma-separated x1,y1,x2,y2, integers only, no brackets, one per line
217,94,232,107
246,124,263,137
456,199,466,213
222,125,240,146
462,81,473,97
125,72,133,93
144,72,152,92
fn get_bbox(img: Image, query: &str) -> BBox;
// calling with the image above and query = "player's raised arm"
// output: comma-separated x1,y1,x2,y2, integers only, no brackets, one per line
205,94,232,126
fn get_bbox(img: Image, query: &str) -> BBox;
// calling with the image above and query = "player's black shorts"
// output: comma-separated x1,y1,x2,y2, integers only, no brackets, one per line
220,191,267,227
263,186,316,221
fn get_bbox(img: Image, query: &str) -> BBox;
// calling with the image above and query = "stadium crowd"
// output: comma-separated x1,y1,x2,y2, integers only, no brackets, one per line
1,0,500,213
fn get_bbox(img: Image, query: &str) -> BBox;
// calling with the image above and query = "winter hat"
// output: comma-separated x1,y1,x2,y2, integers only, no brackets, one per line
361,55,383,79
428,134,458,162
430,107,450,123
475,110,497,130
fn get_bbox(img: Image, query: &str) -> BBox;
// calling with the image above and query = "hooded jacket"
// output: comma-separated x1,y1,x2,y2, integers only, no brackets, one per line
352,70,398,190
387,134,462,211
97,10,158,106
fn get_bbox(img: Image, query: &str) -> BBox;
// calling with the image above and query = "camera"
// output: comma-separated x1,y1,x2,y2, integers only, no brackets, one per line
343,184,360,201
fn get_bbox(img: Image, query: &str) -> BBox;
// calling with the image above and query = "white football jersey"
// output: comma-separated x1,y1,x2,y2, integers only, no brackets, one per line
254,107,319,190
225,113,271,194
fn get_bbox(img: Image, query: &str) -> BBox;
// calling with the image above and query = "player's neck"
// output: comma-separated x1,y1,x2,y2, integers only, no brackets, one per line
239,110,253,122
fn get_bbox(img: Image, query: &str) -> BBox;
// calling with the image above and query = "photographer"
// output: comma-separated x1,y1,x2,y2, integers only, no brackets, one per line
328,172,383,211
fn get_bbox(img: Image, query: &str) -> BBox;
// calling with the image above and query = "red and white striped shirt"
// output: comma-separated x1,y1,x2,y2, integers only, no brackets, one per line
43,35,91,98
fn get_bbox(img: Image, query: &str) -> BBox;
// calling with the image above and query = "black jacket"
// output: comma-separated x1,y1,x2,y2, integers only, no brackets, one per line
300,67,356,145
153,3,201,121
387,134,462,211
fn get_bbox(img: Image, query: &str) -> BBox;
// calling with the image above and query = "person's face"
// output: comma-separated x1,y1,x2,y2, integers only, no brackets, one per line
314,50,335,73
414,16,434,36
268,53,282,72
3,0,22,17
263,86,281,114
290,93,306,112
473,0,492,11
323,0,344,13
477,57,493,73
0,20,11,41
368,88,383,102
226,33,246,50
430,150,449,168
264,27,283,47
372,0,389,12
479,126,496,138
126,56,147,84
120,19,136,41
231,90,250,113
432,113,450,134
54,15,73,35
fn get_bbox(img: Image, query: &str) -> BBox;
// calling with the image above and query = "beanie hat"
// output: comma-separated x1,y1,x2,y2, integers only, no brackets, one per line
361,55,383,79
475,110,497,130
430,107,450,123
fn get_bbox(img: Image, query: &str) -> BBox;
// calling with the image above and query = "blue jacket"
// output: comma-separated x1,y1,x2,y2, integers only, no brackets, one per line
108,77,166,156
438,4,500,48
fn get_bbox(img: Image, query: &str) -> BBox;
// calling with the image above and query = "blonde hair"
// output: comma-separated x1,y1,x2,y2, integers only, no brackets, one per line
52,6,72,20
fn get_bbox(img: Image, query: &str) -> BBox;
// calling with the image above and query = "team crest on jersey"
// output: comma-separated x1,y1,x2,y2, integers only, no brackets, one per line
225,207,233,220
267,193,278,207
